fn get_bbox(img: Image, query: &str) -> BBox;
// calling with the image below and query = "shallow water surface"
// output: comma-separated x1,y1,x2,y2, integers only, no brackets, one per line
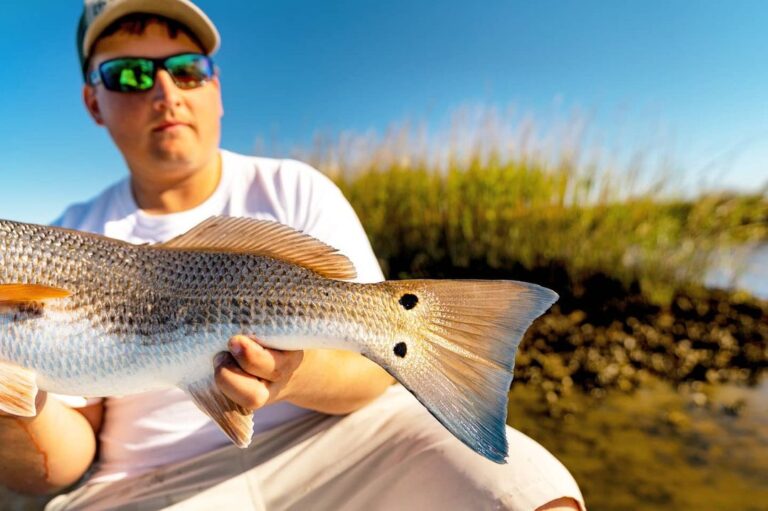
706,243,768,299
507,376,768,511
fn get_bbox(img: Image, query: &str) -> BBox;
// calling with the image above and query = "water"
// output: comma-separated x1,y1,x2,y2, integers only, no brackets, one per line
508,376,768,511
706,243,768,299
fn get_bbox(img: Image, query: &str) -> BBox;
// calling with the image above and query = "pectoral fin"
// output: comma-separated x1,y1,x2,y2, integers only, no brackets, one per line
0,360,38,417
0,283,71,304
182,376,254,448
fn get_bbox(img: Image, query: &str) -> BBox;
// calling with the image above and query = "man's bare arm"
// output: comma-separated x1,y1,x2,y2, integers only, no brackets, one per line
0,394,102,495
216,335,395,415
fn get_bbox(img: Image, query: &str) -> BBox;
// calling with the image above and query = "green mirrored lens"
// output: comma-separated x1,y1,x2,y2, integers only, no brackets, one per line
164,54,214,89
101,58,155,92
96,54,213,93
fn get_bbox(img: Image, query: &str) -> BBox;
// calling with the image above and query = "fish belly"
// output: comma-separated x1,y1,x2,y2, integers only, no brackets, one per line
1,319,220,397
1,313,365,399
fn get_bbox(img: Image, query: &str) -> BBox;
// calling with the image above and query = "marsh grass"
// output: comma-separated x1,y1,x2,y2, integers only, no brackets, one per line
297,109,767,303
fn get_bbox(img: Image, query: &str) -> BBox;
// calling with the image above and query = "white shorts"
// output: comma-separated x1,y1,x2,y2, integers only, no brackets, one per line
46,385,585,511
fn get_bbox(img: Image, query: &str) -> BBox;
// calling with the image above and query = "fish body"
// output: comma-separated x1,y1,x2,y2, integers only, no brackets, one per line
0,217,557,463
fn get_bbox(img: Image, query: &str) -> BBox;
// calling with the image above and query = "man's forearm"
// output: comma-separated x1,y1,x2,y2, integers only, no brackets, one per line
283,349,395,415
0,398,99,495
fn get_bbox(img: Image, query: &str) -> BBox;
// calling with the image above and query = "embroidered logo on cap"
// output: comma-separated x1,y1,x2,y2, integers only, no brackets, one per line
84,0,110,24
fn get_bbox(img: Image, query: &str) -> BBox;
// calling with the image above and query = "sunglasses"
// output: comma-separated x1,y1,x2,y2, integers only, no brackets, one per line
88,53,215,93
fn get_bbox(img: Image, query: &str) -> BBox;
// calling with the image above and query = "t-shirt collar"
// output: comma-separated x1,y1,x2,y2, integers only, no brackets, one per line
115,151,233,243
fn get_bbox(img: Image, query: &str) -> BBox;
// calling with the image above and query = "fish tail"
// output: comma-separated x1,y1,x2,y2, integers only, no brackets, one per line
377,280,558,463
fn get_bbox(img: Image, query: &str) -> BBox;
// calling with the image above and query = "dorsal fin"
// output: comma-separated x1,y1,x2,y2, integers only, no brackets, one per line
0,284,71,304
158,216,357,280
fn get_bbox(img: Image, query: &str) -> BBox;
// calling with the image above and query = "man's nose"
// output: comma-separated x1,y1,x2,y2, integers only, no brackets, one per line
151,70,183,110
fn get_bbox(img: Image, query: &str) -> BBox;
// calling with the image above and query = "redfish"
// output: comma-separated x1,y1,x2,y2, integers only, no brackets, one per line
0,216,557,463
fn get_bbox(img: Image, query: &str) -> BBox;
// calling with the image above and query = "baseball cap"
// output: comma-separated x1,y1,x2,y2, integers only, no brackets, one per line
76,0,220,76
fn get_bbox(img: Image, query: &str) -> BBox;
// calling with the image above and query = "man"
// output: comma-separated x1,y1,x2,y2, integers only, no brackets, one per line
0,1,584,509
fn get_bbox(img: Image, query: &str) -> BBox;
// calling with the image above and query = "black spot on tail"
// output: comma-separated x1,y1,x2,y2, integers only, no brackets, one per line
394,342,408,358
399,293,418,310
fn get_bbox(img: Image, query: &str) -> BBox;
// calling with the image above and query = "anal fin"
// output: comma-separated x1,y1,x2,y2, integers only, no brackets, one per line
182,377,254,448
0,360,38,417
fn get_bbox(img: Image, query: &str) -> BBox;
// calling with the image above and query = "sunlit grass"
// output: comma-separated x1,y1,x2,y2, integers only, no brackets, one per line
299,109,767,302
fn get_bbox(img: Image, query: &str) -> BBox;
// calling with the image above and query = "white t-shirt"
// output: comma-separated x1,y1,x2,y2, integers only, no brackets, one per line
52,149,384,483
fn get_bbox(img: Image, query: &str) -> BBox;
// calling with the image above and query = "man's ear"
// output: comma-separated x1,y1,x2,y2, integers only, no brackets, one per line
83,84,104,125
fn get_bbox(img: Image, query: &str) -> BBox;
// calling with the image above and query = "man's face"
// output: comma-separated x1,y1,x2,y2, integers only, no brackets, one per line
84,22,223,181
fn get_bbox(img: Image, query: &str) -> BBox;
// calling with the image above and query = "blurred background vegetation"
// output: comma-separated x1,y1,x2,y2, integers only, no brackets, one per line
303,111,767,299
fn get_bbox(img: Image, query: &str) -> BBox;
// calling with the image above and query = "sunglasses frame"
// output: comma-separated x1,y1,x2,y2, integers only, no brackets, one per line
88,52,216,92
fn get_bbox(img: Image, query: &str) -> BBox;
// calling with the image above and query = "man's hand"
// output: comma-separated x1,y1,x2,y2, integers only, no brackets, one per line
214,335,394,415
214,335,304,410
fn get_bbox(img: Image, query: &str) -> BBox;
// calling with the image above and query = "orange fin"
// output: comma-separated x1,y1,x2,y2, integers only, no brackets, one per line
0,360,38,417
182,376,254,448
0,284,71,304
157,216,357,280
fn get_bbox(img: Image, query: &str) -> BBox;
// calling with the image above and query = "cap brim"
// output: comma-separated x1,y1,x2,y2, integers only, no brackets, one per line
82,0,220,60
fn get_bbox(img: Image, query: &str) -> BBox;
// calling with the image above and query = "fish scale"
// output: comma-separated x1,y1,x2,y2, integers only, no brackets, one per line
0,216,558,463
1,222,382,387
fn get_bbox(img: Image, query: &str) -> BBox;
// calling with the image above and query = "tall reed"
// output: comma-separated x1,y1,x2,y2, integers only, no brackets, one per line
293,108,767,302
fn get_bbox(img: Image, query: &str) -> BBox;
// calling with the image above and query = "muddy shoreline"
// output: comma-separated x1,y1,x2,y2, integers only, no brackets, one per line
517,281,767,401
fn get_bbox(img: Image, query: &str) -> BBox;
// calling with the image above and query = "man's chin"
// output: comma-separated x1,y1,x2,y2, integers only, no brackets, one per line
148,146,197,167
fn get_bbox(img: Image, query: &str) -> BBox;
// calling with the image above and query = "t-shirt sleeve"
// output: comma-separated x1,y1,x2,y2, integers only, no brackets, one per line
275,160,385,284
50,202,87,229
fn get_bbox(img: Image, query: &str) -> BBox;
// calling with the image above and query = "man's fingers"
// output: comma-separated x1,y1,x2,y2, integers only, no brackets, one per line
215,335,305,409
214,353,270,410
228,335,275,378
228,335,303,382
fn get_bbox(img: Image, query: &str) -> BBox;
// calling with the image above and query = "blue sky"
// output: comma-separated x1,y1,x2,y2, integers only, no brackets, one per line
1,0,767,224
